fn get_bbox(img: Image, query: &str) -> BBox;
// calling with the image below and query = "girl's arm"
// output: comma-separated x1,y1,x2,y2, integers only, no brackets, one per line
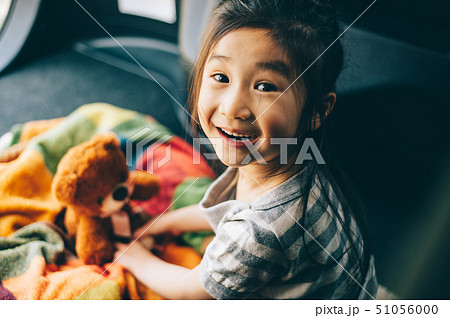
134,203,212,237
114,241,214,300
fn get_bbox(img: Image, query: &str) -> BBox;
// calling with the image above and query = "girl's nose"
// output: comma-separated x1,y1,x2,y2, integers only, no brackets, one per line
219,86,252,120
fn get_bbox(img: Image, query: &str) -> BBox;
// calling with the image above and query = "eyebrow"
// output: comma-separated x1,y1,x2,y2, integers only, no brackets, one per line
209,55,231,62
208,55,290,80
257,61,290,80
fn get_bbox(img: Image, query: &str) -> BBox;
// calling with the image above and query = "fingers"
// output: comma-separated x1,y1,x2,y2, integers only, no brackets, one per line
113,242,128,262
114,242,127,251
133,217,162,238
114,242,132,255
113,240,150,265
133,225,150,239
139,236,155,250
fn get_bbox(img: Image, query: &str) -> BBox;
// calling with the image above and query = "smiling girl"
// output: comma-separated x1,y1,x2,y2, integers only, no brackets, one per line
114,0,378,299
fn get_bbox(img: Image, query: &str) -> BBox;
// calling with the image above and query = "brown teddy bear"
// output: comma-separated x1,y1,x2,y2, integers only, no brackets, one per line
52,133,160,265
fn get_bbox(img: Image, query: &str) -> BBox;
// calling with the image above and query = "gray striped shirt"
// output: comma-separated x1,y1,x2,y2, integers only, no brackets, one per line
199,163,377,299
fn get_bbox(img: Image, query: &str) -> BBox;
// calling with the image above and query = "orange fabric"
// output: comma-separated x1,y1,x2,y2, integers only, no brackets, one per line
2,257,126,300
160,243,203,270
19,118,65,142
0,149,62,236
124,271,165,300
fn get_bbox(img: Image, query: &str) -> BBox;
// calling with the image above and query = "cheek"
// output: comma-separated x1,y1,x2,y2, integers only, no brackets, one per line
261,93,303,138
198,85,216,127
263,112,299,139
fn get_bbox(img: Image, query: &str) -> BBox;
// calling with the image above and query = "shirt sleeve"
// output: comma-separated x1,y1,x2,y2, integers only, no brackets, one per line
199,211,287,299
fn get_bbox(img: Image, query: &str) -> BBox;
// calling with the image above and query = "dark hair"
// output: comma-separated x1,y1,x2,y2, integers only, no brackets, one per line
188,0,371,298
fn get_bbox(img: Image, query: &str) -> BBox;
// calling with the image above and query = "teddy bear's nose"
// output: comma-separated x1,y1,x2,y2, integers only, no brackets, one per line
113,186,128,201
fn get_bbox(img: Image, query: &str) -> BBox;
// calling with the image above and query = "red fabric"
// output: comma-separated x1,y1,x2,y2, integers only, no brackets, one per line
132,137,216,216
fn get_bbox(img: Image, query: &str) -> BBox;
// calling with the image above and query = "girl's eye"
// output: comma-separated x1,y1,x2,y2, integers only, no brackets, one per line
213,74,229,83
255,82,277,92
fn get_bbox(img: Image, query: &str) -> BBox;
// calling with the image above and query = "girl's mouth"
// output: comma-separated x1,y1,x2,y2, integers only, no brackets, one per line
216,127,259,147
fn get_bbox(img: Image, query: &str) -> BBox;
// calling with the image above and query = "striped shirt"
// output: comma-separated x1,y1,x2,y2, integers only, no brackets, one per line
199,163,378,299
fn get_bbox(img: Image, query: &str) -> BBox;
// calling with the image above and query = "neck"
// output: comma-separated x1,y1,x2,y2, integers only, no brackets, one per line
235,155,302,201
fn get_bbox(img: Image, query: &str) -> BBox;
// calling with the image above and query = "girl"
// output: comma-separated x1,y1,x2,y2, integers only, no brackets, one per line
114,0,378,299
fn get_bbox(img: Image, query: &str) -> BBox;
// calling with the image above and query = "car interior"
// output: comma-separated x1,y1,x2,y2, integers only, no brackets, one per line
0,0,449,299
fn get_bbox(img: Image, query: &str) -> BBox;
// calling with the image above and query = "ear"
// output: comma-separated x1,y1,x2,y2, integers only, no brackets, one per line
311,92,336,130
52,172,78,203
100,133,120,150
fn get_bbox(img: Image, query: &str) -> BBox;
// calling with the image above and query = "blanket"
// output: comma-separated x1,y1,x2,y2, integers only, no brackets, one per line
0,103,216,299
0,222,204,300
0,222,126,300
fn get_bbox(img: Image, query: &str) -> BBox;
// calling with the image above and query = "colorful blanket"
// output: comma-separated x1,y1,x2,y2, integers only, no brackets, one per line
0,103,216,299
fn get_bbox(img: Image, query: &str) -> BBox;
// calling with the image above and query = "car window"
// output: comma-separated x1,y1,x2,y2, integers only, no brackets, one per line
0,0,12,30
117,0,177,24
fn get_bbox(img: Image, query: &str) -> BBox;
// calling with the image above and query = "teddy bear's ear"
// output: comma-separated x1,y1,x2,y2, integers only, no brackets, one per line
99,133,120,150
53,172,78,203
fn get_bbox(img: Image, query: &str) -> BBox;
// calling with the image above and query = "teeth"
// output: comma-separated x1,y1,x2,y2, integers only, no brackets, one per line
221,128,255,138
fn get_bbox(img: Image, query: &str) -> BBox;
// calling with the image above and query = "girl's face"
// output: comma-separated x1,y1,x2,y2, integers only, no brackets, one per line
198,28,304,169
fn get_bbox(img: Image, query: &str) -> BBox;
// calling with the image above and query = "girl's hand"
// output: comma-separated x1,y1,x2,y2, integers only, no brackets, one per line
133,204,210,239
133,215,180,239
115,241,213,299
113,241,154,272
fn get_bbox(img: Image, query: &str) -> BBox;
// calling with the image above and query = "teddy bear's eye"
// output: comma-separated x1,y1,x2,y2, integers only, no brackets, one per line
97,197,104,205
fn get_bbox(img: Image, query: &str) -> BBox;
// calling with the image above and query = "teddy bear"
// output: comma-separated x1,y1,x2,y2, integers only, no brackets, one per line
52,132,160,265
